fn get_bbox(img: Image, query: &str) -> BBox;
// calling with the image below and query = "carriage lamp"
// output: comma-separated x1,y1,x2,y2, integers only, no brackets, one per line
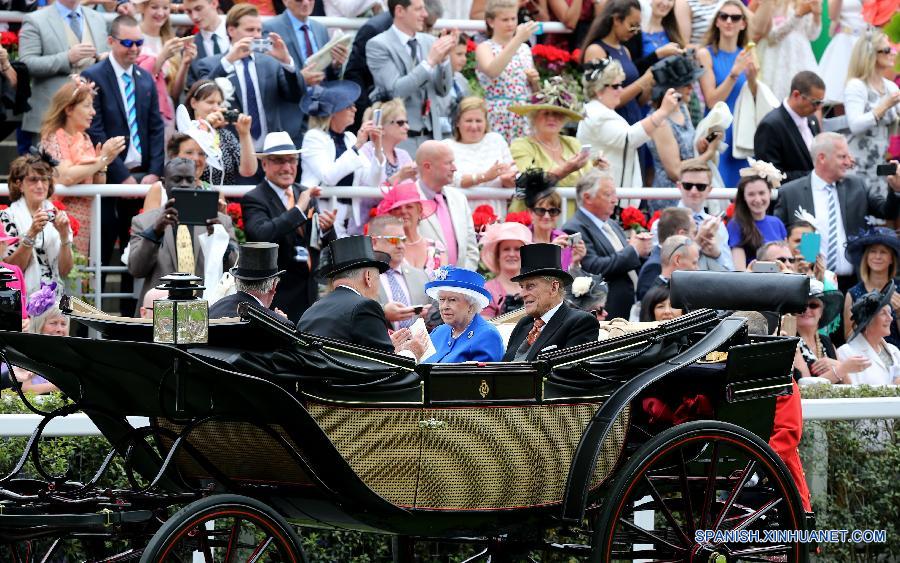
152,273,208,345
0,267,21,332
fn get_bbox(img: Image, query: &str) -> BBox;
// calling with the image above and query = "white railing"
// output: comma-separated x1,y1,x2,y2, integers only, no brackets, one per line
0,396,895,437
0,10,572,33
0,184,737,312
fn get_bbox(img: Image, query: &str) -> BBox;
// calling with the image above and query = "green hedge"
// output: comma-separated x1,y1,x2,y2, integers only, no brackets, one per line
798,385,900,562
2,389,897,561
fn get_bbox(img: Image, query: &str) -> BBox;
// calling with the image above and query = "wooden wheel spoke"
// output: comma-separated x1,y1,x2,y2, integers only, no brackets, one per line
224,517,242,563
642,474,692,547
678,448,696,535
712,460,758,532
727,497,784,536
617,517,687,552
699,440,719,530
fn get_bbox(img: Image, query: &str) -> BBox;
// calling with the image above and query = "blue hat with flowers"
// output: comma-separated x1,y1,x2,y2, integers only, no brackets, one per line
300,81,361,117
425,267,493,310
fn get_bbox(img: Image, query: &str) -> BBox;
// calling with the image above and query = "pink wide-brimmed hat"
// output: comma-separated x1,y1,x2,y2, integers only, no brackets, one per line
0,234,18,245
480,221,532,275
376,180,437,219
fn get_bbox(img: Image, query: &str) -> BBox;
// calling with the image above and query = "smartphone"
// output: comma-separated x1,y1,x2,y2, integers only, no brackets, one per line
569,232,582,247
373,108,383,127
534,22,544,35
171,188,219,226
705,131,719,143
876,163,898,176
781,314,797,337
251,38,273,54
580,144,592,156
750,261,780,273
799,232,821,264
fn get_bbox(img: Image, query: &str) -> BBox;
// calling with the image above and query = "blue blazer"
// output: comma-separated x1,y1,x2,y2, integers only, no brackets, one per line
426,314,505,364
83,59,165,183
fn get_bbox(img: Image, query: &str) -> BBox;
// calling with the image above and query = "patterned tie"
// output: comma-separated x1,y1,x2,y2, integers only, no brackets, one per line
67,12,82,41
176,225,195,275
407,38,419,64
121,72,141,157
602,222,638,286
242,58,262,139
211,34,221,55
300,24,314,59
386,269,414,328
526,318,545,346
825,183,839,270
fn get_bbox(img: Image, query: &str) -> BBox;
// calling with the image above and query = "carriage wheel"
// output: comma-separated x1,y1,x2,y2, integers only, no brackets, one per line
140,494,306,563
592,421,807,563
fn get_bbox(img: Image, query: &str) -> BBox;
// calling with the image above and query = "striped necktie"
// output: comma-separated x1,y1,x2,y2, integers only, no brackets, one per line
122,72,141,157
386,269,414,328
825,184,839,270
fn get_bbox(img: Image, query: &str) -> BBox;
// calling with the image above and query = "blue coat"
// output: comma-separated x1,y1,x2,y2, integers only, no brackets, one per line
426,314,504,364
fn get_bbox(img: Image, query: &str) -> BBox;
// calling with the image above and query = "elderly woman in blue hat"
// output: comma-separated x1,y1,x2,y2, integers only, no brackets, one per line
842,227,900,348
300,81,385,238
424,266,505,363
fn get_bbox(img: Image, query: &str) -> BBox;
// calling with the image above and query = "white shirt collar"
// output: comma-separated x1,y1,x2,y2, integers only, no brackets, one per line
579,206,609,232
390,24,416,44
782,99,808,130
335,284,362,297
540,300,564,325
109,53,133,79
810,171,832,191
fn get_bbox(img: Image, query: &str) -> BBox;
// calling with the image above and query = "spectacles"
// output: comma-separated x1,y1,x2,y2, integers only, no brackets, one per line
717,13,744,23
806,301,822,310
372,235,407,244
876,47,893,55
775,256,798,264
608,82,626,90
590,307,606,319
24,175,52,184
390,119,409,127
531,207,561,217
267,156,298,165
800,92,825,107
112,37,145,48
681,182,709,192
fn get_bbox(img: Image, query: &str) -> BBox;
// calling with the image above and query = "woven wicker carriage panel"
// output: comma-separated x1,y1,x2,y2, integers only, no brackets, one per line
155,419,313,485
306,404,423,506
589,405,630,489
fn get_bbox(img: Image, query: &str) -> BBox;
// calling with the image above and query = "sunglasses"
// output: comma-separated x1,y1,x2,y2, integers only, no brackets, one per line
806,301,822,310
717,13,744,23
800,92,825,107
390,119,409,126
681,182,709,192
531,207,561,217
876,47,893,55
372,235,407,244
590,307,606,319
608,82,626,90
112,37,145,48
775,256,798,264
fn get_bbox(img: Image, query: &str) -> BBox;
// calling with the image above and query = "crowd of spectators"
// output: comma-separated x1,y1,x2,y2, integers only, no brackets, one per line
0,0,897,391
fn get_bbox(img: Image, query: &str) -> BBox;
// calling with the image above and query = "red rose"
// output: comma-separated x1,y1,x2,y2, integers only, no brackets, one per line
472,204,498,231
504,211,532,226
570,48,582,63
0,31,17,48
466,39,476,53
620,206,647,230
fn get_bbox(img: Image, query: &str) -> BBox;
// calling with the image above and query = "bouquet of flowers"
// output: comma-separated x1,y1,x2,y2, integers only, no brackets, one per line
619,206,648,233
0,31,18,60
226,202,246,243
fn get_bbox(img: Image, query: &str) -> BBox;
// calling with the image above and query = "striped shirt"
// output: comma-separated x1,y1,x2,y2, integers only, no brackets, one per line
688,0,724,45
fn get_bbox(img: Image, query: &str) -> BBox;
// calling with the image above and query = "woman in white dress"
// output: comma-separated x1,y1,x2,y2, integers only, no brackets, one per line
843,30,900,196
838,282,900,386
817,0,867,104
750,0,822,101
442,97,517,214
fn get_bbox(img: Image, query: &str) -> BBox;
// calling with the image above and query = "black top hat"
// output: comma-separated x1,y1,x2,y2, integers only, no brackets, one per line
849,280,895,341
651,54,705,100
511,243,574,284
325,235,390,278
230,242,286,281
516,167,559,209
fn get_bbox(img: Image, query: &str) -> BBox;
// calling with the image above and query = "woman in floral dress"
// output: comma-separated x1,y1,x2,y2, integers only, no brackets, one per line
476,0,542,143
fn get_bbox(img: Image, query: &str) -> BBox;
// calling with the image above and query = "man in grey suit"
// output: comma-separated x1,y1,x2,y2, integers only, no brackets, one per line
264,0,347,146
188,4,303,153
369,215,434,330
128,158,238,312
18,0,109,145
774,132,900,291
562,170,653,320
366,0,455,152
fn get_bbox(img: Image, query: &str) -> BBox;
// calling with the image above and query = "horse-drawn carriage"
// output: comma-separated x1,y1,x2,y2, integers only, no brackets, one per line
0,271,813,561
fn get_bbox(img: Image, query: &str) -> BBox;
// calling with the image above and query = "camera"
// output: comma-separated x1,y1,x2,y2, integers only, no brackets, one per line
45,208,56,222
222,109,240,124
251,38,273,54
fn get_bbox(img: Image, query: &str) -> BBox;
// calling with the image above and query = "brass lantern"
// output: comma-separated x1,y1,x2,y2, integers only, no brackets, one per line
152,273,208,345
0,267,21,332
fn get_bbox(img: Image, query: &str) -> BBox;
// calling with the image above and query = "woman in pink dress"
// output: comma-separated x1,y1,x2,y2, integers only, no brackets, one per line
376,181,446,274
479,221,532,319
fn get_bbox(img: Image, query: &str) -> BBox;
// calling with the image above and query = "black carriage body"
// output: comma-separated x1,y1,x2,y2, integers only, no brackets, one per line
0,303,800,543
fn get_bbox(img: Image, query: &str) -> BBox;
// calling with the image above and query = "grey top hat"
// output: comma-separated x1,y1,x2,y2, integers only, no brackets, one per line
230,242,286,281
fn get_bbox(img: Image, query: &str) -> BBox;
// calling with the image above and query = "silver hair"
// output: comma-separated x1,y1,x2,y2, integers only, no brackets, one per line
424,0,443,19
810,132,845,160
582,58,626,99
235,277,278,294
333,266,377,283
29,300,68,335
439,290,479,312
575,168,614,202
756,240,791,261
660,235,695,266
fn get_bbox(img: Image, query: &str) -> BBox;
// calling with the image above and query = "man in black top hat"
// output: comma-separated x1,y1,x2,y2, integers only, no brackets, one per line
209,242,287,319
298,236,428,359
503,243,599,362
